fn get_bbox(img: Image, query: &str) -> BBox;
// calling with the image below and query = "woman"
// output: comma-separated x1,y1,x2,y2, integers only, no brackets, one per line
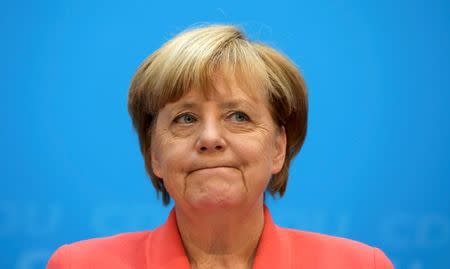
47,24,394,269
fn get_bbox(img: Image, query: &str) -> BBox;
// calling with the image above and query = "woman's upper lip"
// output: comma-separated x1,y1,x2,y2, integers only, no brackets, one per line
190,165,235,173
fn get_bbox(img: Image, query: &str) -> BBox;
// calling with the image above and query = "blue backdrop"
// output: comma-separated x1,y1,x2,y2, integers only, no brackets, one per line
2,0,449,268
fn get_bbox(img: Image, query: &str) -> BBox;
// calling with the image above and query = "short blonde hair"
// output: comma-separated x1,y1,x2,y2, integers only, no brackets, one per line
128,24,308,205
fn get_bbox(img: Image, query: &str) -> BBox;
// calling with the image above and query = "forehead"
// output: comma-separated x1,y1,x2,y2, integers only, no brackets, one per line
172,72,270,107
153,73,279,127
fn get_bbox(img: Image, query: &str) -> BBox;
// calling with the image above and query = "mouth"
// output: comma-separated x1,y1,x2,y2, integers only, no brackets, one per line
189,166,235,174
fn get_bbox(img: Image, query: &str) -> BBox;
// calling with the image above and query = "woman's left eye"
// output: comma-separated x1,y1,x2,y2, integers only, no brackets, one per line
229,111,250,122
174,113,197,124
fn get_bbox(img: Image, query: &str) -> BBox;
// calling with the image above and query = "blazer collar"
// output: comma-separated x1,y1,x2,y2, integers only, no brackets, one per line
146,205,291,269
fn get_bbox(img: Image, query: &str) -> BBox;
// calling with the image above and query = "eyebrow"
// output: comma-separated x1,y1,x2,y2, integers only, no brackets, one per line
173,102,198,110
172,99,256,110
219,100,255,110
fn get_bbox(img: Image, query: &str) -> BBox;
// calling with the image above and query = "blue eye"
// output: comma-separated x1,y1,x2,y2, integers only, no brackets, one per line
174,113,197,124
230,111,250,122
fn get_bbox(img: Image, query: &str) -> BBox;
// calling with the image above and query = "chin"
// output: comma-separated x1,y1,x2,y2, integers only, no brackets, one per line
186,192,247,212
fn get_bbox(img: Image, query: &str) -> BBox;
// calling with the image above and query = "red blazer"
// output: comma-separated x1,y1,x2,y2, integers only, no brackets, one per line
47,207,394,268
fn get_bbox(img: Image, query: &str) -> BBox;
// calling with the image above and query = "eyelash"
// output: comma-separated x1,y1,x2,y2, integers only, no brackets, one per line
173,111,251,124
174,113,197,124
227,111,250,122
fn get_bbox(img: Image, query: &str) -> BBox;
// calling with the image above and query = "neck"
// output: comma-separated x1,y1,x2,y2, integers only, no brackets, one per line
175,200,265,269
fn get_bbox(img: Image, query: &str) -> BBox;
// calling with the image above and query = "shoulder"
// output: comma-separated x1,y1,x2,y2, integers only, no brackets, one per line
46,231,152,269
277,227,394,269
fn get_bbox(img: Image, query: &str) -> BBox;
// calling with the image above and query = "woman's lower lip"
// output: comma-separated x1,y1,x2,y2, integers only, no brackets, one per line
191,166,234,173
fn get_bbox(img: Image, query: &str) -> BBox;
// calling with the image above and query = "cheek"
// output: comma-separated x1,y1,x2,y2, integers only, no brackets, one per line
152,133,193,178
233,132,276,175
152,138,192,200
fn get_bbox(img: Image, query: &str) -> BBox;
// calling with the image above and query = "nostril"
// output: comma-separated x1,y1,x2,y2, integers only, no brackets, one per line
200,146,208,151
215,145,223,150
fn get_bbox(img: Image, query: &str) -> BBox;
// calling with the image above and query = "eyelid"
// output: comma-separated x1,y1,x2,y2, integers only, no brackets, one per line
173,112,198,123
226,110,251,122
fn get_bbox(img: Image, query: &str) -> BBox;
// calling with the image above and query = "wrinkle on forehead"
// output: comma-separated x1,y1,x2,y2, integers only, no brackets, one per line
183,68,269,104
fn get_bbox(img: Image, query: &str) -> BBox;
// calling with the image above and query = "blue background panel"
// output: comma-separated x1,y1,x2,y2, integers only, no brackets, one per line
1,0,449,268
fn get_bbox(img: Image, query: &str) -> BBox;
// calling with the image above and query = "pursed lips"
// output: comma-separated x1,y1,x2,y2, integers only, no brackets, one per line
189,165,235,174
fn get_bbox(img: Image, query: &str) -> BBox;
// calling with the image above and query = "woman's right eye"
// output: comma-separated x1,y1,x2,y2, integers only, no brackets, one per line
174,113,197,124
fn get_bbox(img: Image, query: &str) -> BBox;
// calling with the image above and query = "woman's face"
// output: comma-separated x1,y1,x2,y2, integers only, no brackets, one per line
150,75,286,211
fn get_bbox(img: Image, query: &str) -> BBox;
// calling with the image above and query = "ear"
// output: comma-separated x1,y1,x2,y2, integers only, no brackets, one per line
271,126,287,174
151,147,163,179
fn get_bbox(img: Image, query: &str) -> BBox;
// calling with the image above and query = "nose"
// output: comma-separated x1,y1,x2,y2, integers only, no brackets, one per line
195,120,226,153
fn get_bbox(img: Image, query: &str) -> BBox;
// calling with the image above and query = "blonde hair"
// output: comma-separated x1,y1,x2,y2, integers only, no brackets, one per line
128,24,308,205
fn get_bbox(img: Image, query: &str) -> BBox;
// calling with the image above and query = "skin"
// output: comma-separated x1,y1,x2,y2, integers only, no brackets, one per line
151,74,287,269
